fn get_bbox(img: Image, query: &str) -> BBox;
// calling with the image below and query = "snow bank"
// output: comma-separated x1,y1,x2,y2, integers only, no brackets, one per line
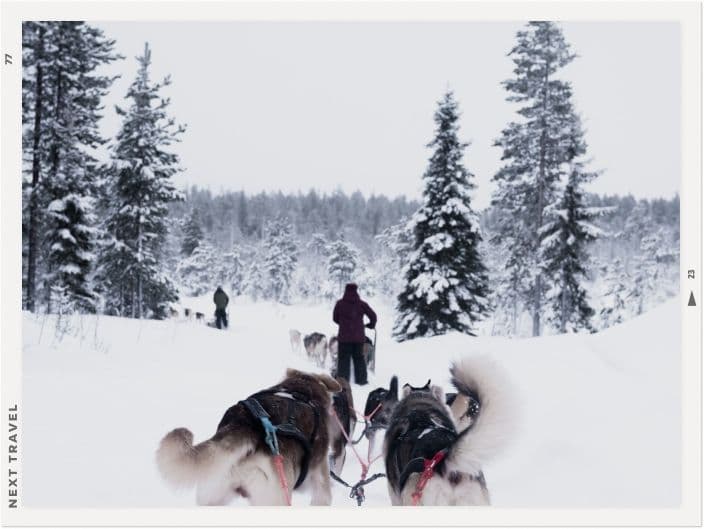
22,297,680,507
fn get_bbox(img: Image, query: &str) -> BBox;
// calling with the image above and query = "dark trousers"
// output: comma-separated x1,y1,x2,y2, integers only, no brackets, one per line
215,308,228,329
337,342,367,385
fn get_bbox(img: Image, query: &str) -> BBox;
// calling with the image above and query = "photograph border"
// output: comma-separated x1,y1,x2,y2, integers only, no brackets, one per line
1,1,701,526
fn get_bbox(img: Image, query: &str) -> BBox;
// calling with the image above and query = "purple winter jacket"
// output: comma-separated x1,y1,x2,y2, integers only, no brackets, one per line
333,284,377,344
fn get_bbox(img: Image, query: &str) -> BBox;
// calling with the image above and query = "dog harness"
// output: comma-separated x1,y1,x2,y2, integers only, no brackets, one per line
390,403,479,505
396,422,480,506
240,388,321,490
396,421,458,492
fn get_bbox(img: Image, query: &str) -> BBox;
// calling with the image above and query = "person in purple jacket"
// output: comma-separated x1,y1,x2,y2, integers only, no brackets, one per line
333,283,377,385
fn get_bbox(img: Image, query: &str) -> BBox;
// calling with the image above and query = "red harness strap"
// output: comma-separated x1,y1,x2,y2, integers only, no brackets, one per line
411,450,447,506
272,454,292,506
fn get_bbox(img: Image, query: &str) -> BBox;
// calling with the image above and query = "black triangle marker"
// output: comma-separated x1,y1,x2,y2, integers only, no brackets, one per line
688,292,696,307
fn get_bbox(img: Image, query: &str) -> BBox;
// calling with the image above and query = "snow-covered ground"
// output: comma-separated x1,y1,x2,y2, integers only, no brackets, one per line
22,296,680,508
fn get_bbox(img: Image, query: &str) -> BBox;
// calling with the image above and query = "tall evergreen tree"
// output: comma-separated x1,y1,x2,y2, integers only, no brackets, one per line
492,21,579,336
97,43,185,319
22,22,120,311
221,245,244,295
177,241,216,296
262,217,298,303
327,238,359,292
181,208,204,256
599,259,628,329
393,91,490,341
541,119,605,333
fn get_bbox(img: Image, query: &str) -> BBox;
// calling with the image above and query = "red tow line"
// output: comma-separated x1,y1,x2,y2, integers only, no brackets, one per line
272,454,292,506
411,450,447,506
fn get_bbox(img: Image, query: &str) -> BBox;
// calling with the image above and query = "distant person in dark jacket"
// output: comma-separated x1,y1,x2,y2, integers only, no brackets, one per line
213,286,229,329
333,283,377,385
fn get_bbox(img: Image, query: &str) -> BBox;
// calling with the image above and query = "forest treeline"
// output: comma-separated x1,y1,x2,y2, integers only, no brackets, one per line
21,20,680,339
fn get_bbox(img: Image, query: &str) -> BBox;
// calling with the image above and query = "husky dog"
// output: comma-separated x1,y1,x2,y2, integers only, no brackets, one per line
383,356,513,506
156,369,341,506
404,379,431,393
328,336,339,373
362,376,399,456
328,376,356,475
362,335,374,366
195,312,205,322
289,329,302,353
303,332,327,368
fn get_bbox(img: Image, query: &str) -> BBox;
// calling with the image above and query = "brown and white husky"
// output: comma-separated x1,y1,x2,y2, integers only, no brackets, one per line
156,369,341,506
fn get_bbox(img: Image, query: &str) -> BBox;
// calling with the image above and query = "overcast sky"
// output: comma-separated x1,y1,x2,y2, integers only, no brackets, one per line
93,21,680,209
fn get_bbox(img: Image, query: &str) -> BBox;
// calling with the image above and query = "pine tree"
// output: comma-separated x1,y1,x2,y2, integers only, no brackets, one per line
599,259,628,329
221,245,244,295
97,43,185,319
393,91,490,341
296,233,328,300
181,208,204,256
541,119,605,333
374,219,413,299
242,251,266,301
262,217,298,303
492,21,579,336
177,241,216,296
22,22,120,312
627,230,663,315
486,232,529,336
327,238,359,293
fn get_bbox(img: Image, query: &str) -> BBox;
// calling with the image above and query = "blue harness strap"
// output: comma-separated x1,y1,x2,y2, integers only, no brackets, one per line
242,398,280,455
240,395,314,489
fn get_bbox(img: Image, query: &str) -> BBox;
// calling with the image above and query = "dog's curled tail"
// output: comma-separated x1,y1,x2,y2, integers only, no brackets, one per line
449,355,516,466
156,428,253,489
155,428,215,489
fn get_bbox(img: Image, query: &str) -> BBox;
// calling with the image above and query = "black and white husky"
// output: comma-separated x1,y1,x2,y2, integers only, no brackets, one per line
363,376,399,456
383,356,514,506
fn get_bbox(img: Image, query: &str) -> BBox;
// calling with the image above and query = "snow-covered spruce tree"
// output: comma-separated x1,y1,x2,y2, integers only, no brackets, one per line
22,22,120,312
262,217,298,303
599,259,628,329
485,230,529,336
492,21,579,336
181,208,204,256
294,233,329,301
327,238,359,293
374,219,413,299
393,91,490,341
622,201,653,273
627,230,666,316
220,245,244,295
177,241,216,296
541,120,605,333
242,252,266,301
97,43,185,319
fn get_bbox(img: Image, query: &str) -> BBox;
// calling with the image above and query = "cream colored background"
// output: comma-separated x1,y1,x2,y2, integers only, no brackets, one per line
1,1,700,526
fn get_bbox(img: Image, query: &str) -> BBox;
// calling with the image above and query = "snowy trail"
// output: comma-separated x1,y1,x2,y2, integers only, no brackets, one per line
22,298,680,507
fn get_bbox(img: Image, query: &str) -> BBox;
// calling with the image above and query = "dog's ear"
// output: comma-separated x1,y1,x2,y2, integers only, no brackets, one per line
423,379,431,390
430,385,445,404
402,384,412,399
389,376,399,399
285,368,306,380
315,373,341,392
